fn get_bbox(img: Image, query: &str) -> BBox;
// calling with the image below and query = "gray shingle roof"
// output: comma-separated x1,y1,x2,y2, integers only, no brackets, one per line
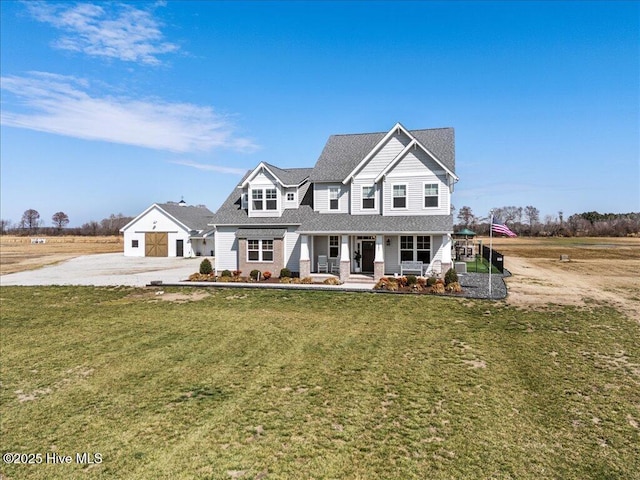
309,127,454,182
297,213,453,234
262,163,313,186
157,203,215,231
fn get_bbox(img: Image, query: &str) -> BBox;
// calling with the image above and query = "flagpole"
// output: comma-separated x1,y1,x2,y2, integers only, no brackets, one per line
489,210,493,298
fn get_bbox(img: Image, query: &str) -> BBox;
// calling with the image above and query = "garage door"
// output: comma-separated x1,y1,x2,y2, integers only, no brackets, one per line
145,232,168,257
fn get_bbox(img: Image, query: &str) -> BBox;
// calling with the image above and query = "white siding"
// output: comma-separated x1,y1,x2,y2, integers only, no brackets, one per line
383,149,450,216
384,235,399,274
314,183,348,213
350,179,381,215
357,133,412,179
214,226,239,273
285,227,301,271
284,188,298,209
248,170,282,218
122,206,192,257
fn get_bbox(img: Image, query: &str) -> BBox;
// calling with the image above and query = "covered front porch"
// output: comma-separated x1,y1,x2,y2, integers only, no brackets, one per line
298,233,452,282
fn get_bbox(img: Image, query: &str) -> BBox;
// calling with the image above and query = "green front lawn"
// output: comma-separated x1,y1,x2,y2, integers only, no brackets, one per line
1,287,639,479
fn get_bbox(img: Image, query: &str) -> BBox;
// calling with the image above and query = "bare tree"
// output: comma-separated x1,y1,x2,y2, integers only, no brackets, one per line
0,219,11,235
456,206,476,228
52,211,70,232
524,205,540,234
21,209,41,232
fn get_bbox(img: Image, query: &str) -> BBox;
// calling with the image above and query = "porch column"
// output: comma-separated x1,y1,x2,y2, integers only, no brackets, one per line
299,235,311,278
374,235,385,281
339,234,350,283
441,234,453,274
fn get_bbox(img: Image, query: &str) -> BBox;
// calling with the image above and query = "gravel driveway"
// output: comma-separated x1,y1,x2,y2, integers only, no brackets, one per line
0,253,203,287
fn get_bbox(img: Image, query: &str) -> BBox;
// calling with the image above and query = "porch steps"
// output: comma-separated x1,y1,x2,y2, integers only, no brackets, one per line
345,274,376,284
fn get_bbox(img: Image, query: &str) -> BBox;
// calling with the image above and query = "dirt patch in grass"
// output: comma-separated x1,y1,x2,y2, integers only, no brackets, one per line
0,235,123,275
481,237,640,319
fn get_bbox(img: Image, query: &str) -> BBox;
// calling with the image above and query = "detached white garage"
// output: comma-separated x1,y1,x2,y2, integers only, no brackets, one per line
120,202,215,257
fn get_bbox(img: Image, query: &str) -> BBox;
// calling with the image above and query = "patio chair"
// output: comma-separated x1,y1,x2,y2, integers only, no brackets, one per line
331,261,340,275
317,255,329,273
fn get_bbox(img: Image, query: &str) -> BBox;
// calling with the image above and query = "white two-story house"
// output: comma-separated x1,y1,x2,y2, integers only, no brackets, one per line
210,122,458,281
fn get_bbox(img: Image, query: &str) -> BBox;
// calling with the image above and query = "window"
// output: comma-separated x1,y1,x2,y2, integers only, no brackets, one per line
252,189,263,210
247,239,273,262
241,193,248,210
424,184,439,208
329,187,340,210
400,236,413,262
400,235,431,263
329,236,339,258
132,240,139,248
262,240,274,261
393,185,407,208
362,186,375,209
287,192,295,202
417,236,431,263
266,189,277,210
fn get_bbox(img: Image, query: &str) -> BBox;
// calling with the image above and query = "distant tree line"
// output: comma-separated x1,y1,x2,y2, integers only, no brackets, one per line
0,209,133,236
455,205,640,237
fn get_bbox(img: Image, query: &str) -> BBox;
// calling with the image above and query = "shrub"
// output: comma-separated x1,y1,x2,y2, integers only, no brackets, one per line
220,269,232,277
262,271,272,280
431,282,445,294
396,276,408,287
199,258,213,275
374,278,398,291
406,275,417,286
446,281,462,293
280,277,292,284
249,269,261,281
301,277,314,284
232,270,242,278
427,277,437,287
188,272,212,281
444,268,458,286
323,277,343,286
279,267,291,278
417,277,427,287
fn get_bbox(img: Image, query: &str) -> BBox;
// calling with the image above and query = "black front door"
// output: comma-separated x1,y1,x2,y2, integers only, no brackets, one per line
362,241,375,272
176,239,184,257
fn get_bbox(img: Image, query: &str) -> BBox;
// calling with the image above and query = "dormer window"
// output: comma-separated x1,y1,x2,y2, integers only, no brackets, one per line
265,189,277,210
287,192,295,202
362,186,375,210
252,189,263,210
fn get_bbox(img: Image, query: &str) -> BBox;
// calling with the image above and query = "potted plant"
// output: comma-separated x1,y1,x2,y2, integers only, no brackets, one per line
354,249,362,273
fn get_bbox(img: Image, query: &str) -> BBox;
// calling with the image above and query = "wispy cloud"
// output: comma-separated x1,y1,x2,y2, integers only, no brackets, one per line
25,1,178,65
170,159,248,176
0,72,259,153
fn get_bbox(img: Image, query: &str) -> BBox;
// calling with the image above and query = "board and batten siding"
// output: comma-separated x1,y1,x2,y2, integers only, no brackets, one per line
314,183,348,214
122,206,191,257
284,228,301,272
356,132,412,179
214,226,239,273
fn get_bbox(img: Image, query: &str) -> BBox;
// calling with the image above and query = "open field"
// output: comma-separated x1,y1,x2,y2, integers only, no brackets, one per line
0,236,123,275
484,236,640,319
1,286,639,479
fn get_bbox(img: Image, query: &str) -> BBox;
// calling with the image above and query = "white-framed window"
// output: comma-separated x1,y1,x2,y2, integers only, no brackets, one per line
329,235,339,258
252,189,263,210
400,236,413,262
247,239,274,262
362,186,375,210
392,184,407,209
424,183,439,208
287,192,295,202
241,192,248,210
399,235,431,263
329,187,340,210
265,188,277,210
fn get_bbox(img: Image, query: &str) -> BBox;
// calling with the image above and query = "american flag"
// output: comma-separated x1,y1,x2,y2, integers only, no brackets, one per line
491,218,517,237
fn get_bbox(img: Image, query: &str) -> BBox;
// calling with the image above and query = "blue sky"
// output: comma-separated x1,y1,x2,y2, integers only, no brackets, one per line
1,1,638,227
